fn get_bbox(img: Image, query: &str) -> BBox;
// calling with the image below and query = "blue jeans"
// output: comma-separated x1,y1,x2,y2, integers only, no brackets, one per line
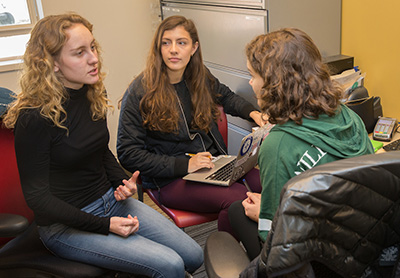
38,188,203,278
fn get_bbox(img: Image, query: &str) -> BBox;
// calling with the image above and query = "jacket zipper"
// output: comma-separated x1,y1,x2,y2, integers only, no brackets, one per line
175,92,207,152
210,130,228,155
175,91,228,155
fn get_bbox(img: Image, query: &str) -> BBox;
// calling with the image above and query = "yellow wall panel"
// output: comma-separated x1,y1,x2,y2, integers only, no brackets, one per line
342,0,400,120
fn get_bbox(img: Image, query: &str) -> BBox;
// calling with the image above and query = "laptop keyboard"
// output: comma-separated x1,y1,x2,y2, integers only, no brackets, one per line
205,159,237,182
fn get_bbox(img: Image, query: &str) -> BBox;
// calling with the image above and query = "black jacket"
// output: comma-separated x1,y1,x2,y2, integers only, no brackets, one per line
117,71,256,189
241,151,400,278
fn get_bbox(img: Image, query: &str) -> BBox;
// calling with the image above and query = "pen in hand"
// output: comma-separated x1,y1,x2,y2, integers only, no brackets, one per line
185,153,216,160
242,178,253,192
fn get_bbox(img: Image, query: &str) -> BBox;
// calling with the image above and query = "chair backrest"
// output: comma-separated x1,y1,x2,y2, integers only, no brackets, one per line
217,105,228,146
0,122,34,246
346,96,376,133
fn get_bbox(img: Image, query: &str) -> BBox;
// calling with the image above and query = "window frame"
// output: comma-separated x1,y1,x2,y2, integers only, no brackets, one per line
0,0,43,72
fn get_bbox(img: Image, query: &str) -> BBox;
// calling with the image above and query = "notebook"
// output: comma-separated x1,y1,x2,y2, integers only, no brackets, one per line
183,123,274,186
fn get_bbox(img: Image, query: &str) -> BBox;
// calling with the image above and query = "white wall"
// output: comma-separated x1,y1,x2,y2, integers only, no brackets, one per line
0,0,161,154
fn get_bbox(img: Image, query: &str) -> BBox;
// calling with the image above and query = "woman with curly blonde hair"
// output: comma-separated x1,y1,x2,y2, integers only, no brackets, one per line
229,28,374,260
4,13,202,278
4,14,108,130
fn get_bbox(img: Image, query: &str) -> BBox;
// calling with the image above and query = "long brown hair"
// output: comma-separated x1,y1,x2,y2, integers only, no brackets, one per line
246,28,342,125
140,15,218,133
3,13,110,130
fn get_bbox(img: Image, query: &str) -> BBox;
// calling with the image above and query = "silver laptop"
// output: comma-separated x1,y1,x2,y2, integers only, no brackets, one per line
183,124,274,186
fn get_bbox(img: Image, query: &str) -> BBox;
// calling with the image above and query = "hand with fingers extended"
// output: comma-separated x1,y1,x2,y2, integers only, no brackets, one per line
187,152,214,173
110,214,139,237
114,170,139,201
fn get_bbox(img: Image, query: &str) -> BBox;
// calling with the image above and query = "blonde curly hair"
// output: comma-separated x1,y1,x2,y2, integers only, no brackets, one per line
3,13,111,130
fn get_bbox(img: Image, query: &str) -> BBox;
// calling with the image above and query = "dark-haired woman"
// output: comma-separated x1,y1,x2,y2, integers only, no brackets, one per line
117,15,263,235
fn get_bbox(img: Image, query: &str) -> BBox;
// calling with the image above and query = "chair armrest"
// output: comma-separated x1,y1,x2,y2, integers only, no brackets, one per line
0,213,29,237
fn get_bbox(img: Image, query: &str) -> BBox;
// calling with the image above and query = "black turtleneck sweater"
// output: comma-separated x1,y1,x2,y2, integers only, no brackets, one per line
14,86,128,234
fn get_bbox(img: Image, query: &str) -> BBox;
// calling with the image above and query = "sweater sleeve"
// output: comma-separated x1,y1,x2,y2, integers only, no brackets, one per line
257,131,289,242
14,111,110,234
103,147,129,188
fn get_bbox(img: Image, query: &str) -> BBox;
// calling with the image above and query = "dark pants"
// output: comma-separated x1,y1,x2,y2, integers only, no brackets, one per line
229,200,262,260
159,168,261,236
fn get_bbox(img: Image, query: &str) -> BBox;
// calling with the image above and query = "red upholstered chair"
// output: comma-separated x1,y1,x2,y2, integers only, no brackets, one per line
143,192,219,228
216,105,228,146
0,122,34,246
139,106,227,228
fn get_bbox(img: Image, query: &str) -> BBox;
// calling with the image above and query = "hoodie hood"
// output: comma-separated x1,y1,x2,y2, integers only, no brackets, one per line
271,104,374,158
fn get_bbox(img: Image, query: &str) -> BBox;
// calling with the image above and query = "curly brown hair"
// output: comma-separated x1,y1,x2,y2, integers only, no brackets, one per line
3,13,110,130
246,28,342,125
139,15,219,133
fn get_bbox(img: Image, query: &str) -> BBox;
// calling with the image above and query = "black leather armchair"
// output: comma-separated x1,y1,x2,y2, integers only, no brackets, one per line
204,151,400,278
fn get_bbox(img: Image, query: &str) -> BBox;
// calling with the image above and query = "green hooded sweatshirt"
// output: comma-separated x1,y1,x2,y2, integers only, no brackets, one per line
258,104,374,241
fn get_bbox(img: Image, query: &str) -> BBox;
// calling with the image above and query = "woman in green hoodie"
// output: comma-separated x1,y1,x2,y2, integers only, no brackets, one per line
229,28,374,260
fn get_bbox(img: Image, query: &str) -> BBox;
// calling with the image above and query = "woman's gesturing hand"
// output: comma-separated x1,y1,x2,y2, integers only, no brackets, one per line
114,170,140,201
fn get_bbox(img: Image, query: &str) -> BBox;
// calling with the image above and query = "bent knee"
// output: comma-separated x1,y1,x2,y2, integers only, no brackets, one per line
185,244,203,273
154,253,185,278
